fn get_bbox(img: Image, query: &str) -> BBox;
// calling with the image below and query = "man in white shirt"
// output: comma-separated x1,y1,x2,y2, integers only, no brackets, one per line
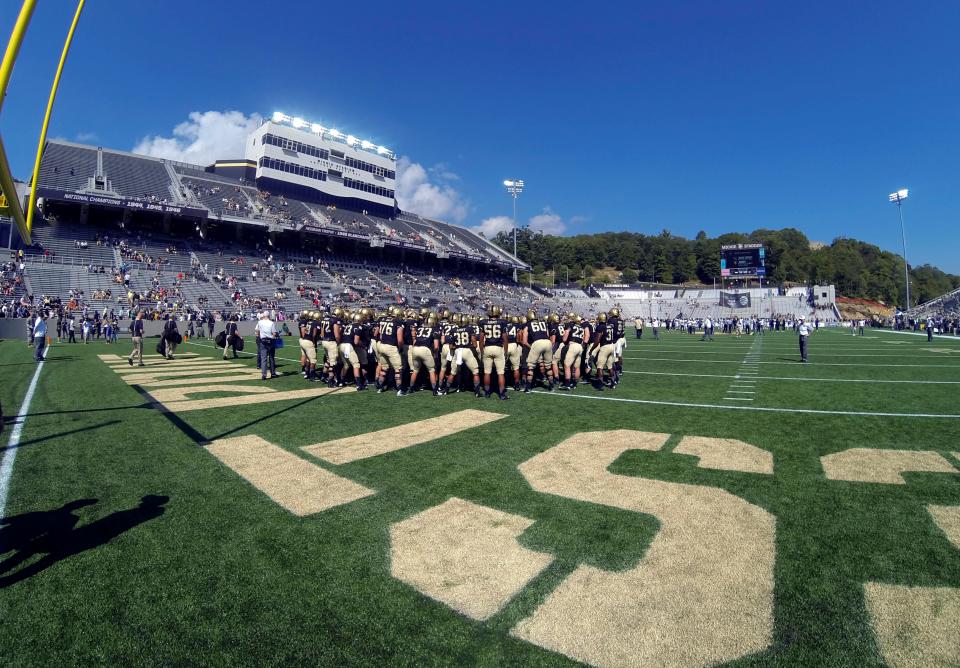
701,317,714,341
255,311,279,380
798,317,812,363
33,312,48,362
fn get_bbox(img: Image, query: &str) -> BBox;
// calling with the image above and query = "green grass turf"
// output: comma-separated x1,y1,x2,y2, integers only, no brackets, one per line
0,328,958,666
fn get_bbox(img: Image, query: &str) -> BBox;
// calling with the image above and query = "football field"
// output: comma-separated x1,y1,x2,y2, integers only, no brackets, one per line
1,328,958,666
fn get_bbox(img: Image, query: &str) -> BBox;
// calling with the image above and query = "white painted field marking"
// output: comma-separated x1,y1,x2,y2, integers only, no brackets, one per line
531,390,960,419
304,409,507,464
621,356,960,369
622,370,960,385
0,362,44,520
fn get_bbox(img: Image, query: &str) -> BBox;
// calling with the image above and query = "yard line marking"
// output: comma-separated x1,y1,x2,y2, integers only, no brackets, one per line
304,410,507,464
621,356,960,369
727,390,756,394
0,361,44,520
531,390,960,419
724,398,755,401
622,370,960,385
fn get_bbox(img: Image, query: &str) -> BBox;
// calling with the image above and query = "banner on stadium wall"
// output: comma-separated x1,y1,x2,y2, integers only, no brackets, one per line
38,187,208,219
720,291,752,308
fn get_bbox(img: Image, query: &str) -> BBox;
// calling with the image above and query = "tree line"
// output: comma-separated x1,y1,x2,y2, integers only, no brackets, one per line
490,227,960,306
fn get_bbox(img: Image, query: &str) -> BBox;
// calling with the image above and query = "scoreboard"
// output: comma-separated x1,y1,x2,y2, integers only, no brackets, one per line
720,244,766,277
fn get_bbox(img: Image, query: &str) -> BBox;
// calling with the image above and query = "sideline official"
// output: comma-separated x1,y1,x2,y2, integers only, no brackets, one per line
256,311,279,380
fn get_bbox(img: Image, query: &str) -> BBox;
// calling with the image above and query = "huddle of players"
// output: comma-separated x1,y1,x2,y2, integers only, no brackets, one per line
296,305,627,398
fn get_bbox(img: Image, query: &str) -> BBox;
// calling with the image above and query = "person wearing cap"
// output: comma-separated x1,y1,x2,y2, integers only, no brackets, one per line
798,317,812,363
255,311,279,380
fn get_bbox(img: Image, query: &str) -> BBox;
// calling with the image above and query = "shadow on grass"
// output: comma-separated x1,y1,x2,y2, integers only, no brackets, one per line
2,404,154,425
1,420,123,451
0,495,168,588
0,357,77,366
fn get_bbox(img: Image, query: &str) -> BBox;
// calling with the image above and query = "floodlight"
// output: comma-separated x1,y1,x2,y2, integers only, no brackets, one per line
888,189,909,202
503,180,514,187
272,111,284,123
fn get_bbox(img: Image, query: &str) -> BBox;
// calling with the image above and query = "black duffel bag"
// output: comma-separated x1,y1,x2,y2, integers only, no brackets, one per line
171,331,183,345
233,336,245,352
215,331,227,348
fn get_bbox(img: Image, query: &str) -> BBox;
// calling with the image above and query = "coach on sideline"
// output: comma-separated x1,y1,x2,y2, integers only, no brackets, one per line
798,317,812,363
256,311,279,380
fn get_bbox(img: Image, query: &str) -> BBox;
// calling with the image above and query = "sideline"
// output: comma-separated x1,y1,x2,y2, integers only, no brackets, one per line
184,339,304,366
0,361,45,519
531,387,960,419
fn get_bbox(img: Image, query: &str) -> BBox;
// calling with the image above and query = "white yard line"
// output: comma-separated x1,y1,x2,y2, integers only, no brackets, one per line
0,362,44,520
621,356,960,368
622,370,960,385
531,389,960,419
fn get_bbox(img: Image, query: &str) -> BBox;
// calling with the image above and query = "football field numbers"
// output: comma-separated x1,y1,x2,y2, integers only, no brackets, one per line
823,447,960,667
392,430,776,668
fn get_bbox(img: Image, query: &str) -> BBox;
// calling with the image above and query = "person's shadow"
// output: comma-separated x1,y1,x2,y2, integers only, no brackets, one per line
0,495,169,587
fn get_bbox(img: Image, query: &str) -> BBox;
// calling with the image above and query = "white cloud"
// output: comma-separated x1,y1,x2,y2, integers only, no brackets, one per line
471,215,514,238
528,207,567,235
133,110,262,166
395,156,469,223
75,131,97,142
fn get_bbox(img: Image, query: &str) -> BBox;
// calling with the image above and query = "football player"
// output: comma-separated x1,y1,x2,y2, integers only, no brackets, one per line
559,313,586,390
505,314,522,391
298,310,318,380
319,308,342,387
374,306,406,395
521,310,556,392
442,314,482,397
609,307,626,385
478,305,510,400
548,313,564,384
410,315,442,395
339,312,367,390
589,311,617,389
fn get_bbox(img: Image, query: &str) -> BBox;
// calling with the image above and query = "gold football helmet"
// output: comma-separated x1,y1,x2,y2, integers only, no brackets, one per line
609,307,621,318
597,312,607,323
548,313,560,324
488,304,502,318
526,309,537,321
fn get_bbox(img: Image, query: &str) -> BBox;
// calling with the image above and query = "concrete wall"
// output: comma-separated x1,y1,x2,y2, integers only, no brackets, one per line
0,319,291,341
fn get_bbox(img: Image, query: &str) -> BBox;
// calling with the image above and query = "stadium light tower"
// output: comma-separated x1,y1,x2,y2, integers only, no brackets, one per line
504,179,524,282
888,188,911,311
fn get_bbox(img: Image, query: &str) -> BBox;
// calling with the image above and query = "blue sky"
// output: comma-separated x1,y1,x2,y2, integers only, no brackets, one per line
3,0,959,271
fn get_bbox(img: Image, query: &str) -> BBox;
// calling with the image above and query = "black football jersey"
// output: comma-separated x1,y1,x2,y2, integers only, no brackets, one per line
525,319,550,342
307,320,321,343
414,325,440,347
379,318,402,346
320,315,340,341
612,317,625,338
506,322,519,344
440,321,455,345
341,321,355,342
479,318,507,346
567,322,585,344
451,325,473,349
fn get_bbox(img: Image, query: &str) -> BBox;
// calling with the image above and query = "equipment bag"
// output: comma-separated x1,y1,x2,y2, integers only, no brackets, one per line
215,331,227,348
234,336,245,352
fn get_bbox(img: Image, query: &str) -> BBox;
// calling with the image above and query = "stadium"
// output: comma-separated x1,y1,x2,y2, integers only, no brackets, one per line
1,3,960,667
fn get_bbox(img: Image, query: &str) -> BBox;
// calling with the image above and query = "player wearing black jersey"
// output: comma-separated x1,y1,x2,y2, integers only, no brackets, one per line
375,306,406,396
319,309,342,387
441,315,482,397
298,311,319,380
505,315,522,391
559,313,587,390
521,310,557,392
479,305,510,400
410,316,442,395
548,313,564,385
436,311,456,392
339,313,367,389
590,311,617,389
609,307,626,385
